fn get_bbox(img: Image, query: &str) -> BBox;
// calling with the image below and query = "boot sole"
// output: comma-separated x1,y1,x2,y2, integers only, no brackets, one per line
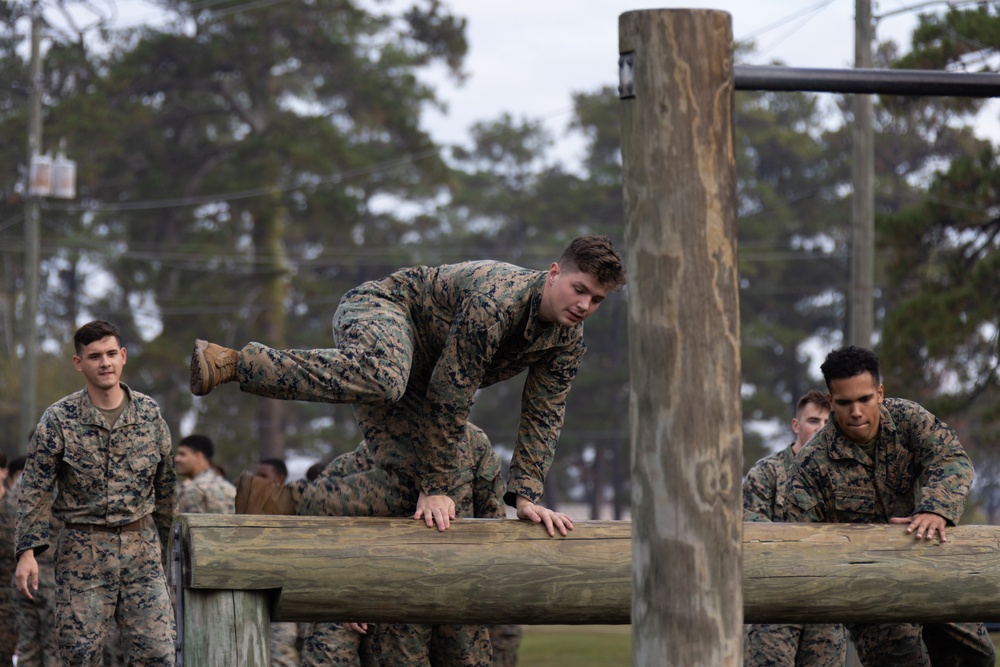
190,339,213,396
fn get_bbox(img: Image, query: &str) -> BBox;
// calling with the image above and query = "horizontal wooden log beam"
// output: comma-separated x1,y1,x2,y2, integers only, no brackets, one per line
177,515,631,624
177,516,1000,624
744,522,1000,623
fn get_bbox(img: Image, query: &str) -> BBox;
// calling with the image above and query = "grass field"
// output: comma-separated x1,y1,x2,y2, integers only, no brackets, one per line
518,626,631,667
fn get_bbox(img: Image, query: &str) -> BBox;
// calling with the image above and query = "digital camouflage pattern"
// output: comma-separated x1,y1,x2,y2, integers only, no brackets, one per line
7,484,60,667
16,384,177,554
270,621,299,667
743,444,797,523
176,468,236,514
299,424,508,667
15,383,177,666
301,622,375,667
785,397,994,667
742,444,846,667
237,261,586,505
55,525,174,666
744,623,845,667
0,491,17,665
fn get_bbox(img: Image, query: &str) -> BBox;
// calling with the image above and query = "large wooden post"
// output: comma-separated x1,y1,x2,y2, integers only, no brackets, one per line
619,10,741,666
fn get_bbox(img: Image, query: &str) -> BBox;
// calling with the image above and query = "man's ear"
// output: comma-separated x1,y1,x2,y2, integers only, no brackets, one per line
550,261,564,280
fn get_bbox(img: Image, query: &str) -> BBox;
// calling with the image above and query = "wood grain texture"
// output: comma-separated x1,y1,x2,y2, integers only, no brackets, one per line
181,589,270,667
619,8,741,666
744,522,1000,623
179,515,631,624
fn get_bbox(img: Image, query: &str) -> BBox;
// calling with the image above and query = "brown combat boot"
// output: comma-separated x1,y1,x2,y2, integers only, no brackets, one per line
190,339,239,396
234,472,298,515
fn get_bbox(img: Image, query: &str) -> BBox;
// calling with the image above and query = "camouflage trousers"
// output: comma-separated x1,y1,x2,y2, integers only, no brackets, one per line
744,623,846,666
238,287,482,480
302,622,494,667
294,424,506,667
55,525,174,666
847,622,995,667
270,621,300,667
0,588,16,666
15,569,59,667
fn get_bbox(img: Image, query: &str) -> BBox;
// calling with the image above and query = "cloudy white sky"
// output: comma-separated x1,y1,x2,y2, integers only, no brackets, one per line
97,0,1000,162
416,0,929,158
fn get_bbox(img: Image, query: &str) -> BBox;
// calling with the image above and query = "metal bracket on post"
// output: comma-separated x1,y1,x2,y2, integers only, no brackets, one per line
173,522,184,667
619,52,635,99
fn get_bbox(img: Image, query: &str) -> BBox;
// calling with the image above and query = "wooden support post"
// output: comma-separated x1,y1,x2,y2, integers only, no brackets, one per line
619,9,741,667
181,590,270,667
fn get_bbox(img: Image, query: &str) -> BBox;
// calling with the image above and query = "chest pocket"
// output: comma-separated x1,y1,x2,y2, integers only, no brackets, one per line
833,489,879,522
127,442,161,475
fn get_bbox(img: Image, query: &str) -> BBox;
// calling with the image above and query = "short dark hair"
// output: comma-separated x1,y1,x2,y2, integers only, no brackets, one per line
820,346,881,389
558,235,627,291
178,434,215,460
8,455,26,478
74,320,122,355
259,458,288,478
796,389,831,415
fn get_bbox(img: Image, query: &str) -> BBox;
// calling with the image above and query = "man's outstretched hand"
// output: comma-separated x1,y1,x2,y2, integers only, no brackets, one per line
515,496,574,537
414,491,456,531
890,512,949,542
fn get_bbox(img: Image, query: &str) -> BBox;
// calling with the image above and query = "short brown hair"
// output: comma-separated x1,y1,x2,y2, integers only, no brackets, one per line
74,320,122,355
796,389,830,416
558,235,627,291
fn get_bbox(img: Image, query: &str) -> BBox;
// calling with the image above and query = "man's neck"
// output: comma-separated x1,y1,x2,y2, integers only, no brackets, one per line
87,383,124,410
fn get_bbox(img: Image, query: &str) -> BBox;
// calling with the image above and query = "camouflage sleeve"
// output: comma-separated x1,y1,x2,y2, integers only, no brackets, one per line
152,414,177,550
906,404,973,524
176,485,207,514
783,455,828,523
742,458,778,522
15,412,60,558
505,339,584,505
418,294,506,497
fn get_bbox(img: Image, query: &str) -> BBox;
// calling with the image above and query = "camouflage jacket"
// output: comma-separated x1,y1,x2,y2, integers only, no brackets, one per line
16,383,177,557
177,468,236,514
356,261,586,504
785,398,973,525
743,443,796,522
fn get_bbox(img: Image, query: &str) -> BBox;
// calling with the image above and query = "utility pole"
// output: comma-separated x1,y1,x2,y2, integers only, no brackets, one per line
849,0,875,347
22,0,43,451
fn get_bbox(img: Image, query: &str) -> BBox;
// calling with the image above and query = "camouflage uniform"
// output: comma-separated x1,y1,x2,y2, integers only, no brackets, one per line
238,261,585,509
7,482,60,667
0,490,17,665
177,468,236,514
16,383,177,667
785,398,995,667
301,424,507,667
743,444,846,666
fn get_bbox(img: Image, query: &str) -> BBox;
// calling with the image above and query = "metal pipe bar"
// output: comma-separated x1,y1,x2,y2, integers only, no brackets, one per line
735,65,1000,97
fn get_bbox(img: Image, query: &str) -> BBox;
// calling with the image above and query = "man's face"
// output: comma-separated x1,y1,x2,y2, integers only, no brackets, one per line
174,446,202,477
256,463,285,485
72,336,126,392
538,263,610,327
791,402,828,450
827,372,884,445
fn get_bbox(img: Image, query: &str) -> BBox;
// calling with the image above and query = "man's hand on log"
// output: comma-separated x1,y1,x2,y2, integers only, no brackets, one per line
890,512,948,542
345,622,368,634
414,492,456,531
515,495,574,537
